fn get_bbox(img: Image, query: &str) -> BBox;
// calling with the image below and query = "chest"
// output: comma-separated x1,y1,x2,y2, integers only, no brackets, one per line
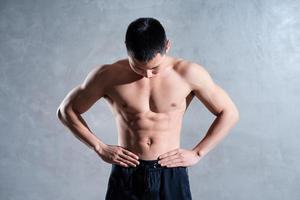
106,72,192,114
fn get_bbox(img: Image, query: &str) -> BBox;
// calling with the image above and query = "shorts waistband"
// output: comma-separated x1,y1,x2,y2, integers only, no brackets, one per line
138,159,161,168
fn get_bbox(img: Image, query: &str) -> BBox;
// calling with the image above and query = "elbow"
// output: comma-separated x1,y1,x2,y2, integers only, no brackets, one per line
229,107,239,123
56,106,64,122
56,105,70,122
221,107,240,123
57,104,75,124
233,111,239,123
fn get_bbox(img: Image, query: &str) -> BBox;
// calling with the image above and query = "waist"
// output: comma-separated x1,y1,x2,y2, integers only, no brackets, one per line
112,158,187,170
138,159,160,167
120,135,179,157
113,159,163,169
124,143,180,161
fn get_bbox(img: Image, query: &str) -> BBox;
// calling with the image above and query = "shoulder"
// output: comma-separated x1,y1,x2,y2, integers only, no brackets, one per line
174,59,214,90
81,63,116,91
87,60,124,81
89,63,112,77
95,59,131,75
83,59,131,87
174,58,208,76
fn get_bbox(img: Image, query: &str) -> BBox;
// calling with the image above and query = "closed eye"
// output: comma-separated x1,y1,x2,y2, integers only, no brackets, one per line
135,65,159,70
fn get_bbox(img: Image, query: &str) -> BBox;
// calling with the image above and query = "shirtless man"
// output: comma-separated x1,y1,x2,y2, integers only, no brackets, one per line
57,17,239,200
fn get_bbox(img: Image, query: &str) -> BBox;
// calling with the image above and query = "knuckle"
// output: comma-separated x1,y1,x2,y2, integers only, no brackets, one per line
117,146,123,150
116,149,122,154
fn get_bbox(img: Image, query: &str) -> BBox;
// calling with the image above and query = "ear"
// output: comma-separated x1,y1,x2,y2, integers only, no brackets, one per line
165,39,171,53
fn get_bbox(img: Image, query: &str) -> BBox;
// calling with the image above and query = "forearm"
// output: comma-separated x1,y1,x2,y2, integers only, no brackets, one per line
57,107,106,151
192,110,239,158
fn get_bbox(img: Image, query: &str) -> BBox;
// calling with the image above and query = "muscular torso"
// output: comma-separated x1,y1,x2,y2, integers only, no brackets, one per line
103,56,195,160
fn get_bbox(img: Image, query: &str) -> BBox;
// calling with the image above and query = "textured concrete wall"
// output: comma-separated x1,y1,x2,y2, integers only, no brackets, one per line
1,0,299,199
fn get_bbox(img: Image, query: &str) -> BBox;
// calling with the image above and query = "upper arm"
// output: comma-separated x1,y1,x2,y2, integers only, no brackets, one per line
59,65,109,114
186,63,239,117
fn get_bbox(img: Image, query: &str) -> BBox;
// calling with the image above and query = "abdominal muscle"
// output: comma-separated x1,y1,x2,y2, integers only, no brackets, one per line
115,109,185,160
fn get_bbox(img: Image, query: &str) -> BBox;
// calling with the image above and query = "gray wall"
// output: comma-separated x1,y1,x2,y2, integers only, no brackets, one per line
1,0,299,199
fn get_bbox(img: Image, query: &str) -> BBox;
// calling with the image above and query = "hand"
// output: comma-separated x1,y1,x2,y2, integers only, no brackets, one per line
95,144,140,167
158,148,201,167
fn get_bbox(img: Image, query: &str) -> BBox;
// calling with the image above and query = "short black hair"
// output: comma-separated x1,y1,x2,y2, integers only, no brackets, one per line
125,17,167,63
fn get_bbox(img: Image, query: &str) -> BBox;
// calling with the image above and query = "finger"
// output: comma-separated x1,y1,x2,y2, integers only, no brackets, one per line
165,160,183,168
115,159,129,167
158,148,180,159
159,153,180,163
122,149,139,160
158,152,182,163
119,153,139,166
161,158,182,166
121,158,138,167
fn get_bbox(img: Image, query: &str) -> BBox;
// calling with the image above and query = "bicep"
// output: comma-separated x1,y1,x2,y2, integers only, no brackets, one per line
60,65,107,114
188,64,236,116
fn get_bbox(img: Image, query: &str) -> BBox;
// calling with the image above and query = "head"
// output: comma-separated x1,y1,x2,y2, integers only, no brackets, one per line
125,17,171,78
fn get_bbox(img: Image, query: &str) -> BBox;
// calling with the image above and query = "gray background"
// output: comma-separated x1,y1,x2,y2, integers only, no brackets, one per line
1,0,299,199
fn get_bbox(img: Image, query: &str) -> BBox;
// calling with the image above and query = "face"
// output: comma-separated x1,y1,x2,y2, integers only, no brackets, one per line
127,40,171,78
128,53,166,78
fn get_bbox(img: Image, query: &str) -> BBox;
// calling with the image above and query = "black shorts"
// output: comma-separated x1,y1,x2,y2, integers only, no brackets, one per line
105,159,192,200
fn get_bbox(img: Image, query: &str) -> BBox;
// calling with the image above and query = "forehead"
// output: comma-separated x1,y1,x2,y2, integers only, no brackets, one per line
131,53,163,68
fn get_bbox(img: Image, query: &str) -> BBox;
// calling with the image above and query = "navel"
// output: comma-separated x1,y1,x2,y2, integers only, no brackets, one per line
171,103,177,107
146,138,153,146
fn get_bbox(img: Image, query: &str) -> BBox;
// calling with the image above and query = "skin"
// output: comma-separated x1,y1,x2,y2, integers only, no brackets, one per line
57,39,239,168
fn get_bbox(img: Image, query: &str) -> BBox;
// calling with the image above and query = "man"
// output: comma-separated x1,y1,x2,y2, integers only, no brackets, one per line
57,17,239,200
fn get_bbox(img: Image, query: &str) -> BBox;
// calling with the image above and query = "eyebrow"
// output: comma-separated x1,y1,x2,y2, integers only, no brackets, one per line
136,64,159,69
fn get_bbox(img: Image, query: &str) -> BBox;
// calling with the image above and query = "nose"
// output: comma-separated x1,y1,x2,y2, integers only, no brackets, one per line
144,70,154,78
